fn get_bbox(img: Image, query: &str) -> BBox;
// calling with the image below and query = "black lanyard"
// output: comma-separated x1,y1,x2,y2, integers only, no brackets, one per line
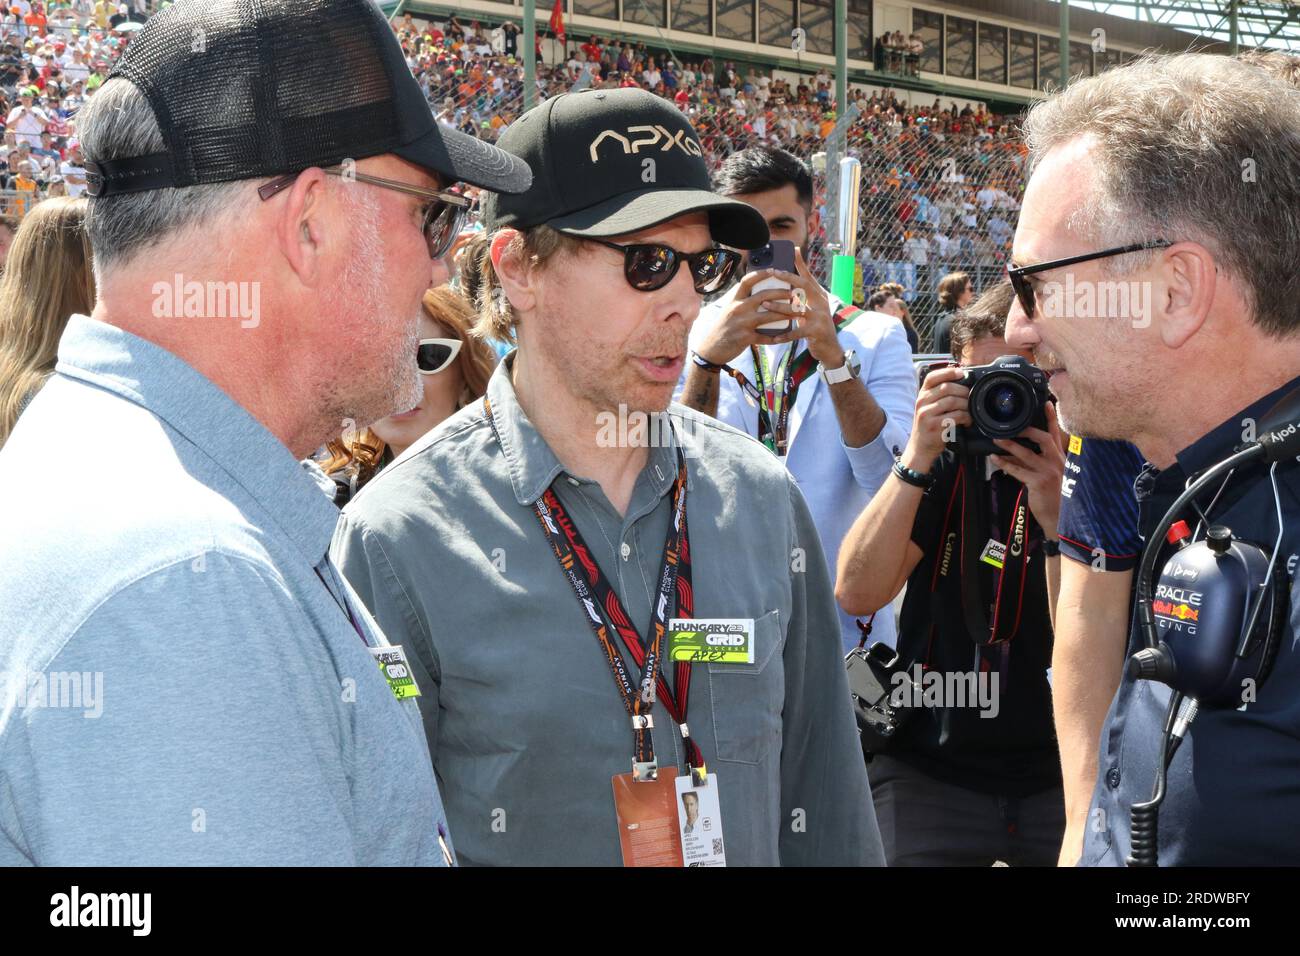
483,396,705,780
959,459,1031,647
924,458,1032,665
315,564,369,647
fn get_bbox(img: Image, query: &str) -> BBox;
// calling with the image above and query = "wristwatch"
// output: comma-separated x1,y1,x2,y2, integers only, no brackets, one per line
819,348,861,386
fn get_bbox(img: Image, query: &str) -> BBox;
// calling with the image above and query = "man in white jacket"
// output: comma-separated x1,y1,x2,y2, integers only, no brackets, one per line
679,146,917,651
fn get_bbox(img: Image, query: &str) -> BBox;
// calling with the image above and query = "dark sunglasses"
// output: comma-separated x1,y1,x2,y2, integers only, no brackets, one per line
1007,240,1172,319
583,237,741,295
417,337,461,375
258,167,472,261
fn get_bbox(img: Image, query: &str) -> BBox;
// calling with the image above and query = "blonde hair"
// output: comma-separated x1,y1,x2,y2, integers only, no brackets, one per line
320,285,497,485
471,225,583,344
0,197,95,448
427,284,496,407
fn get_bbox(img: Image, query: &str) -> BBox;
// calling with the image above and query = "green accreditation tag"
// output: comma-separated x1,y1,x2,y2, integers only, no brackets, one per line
980,538,1006,570
668,618,755,664
370,645,421,700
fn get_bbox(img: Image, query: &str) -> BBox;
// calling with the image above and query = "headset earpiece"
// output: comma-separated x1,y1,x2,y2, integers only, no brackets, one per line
1129,524,1283,708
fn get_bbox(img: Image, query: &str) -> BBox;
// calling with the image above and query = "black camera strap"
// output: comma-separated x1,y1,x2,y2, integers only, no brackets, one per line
913,460,966,671
928,457,1032,688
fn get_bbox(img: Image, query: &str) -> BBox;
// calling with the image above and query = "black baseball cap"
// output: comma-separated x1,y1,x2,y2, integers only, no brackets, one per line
482,88,768,250
85,0,531,198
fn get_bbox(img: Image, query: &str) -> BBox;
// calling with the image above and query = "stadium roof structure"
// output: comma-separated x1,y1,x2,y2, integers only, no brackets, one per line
1061,0,1300,51
383,0,1289,111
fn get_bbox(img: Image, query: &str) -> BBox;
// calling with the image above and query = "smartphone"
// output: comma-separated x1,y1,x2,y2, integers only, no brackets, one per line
746,239,796,335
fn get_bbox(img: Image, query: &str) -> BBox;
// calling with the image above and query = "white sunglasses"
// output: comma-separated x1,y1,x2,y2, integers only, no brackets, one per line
417,338,461,375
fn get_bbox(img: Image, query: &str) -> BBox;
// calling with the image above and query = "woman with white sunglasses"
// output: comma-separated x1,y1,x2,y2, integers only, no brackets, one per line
318,285,496,505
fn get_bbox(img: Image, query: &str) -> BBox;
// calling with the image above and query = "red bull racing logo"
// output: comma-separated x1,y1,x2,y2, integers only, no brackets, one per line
1153,599,1199,622
1154,583,1203,633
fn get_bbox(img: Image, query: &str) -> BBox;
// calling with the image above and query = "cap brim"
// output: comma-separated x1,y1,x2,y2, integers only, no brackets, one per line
547,187,769,250
394,124,532,195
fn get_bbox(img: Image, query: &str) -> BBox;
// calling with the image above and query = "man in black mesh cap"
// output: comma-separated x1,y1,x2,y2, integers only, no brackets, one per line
0,0,528,865
334,88,884,866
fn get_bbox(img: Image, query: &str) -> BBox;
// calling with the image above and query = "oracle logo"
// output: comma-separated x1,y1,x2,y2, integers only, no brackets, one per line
1155,583,1203,606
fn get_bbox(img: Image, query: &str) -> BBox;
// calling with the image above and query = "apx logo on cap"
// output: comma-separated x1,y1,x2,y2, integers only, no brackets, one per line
588,125,704,163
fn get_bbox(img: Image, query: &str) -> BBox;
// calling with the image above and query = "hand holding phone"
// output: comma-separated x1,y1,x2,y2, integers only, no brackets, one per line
693,267,806,367
746,239,796,335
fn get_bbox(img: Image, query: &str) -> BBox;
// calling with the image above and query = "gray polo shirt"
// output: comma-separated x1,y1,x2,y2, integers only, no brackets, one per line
332,353,883,866
0,315,451,866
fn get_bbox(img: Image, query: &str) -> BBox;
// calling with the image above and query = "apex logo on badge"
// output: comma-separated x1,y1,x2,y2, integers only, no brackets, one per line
667,618,755,664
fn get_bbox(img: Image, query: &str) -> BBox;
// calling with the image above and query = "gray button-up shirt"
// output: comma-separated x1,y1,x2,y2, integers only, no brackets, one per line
332,353,883,866
0,315,451,866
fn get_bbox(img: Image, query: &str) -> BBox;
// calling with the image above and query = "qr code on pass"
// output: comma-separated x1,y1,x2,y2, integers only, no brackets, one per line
712,838,723,855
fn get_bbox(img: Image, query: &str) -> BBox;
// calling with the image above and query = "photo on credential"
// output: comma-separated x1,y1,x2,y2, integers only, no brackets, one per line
676,774,726,867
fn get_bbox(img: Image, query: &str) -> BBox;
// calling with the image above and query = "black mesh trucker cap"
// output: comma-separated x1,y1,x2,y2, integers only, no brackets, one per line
84,0,531,198
481,88,768,249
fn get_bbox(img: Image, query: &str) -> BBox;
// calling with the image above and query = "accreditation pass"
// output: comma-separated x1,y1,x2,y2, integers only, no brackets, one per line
676,774,726,867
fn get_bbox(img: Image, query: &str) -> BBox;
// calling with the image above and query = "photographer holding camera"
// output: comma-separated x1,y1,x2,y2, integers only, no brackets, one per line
837,280,1068,866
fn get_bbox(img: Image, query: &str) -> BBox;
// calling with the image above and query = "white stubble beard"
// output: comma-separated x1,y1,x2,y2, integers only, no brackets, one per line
344,190,424,427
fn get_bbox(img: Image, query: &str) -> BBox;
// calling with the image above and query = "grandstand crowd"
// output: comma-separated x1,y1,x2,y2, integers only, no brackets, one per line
0,0,153,227
0,4,1025,340
397,12,1027,329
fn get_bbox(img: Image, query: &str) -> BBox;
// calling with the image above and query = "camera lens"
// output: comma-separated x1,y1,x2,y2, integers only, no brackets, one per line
972,374,1032,437
985,384,1023,425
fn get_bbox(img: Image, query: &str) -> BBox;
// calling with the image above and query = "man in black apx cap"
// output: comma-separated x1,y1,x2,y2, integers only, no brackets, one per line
333,88,884,866
0,0,529,865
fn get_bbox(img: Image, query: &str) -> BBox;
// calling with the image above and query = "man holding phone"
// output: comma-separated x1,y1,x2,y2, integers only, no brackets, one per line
680,146,917,652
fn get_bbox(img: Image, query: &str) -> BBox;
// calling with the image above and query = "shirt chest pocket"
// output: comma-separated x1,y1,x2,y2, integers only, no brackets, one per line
705,609,785,765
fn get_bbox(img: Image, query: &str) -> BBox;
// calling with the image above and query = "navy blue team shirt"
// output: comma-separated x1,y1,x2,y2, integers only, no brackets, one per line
1058,437,1147,572
1081,375,1300,865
